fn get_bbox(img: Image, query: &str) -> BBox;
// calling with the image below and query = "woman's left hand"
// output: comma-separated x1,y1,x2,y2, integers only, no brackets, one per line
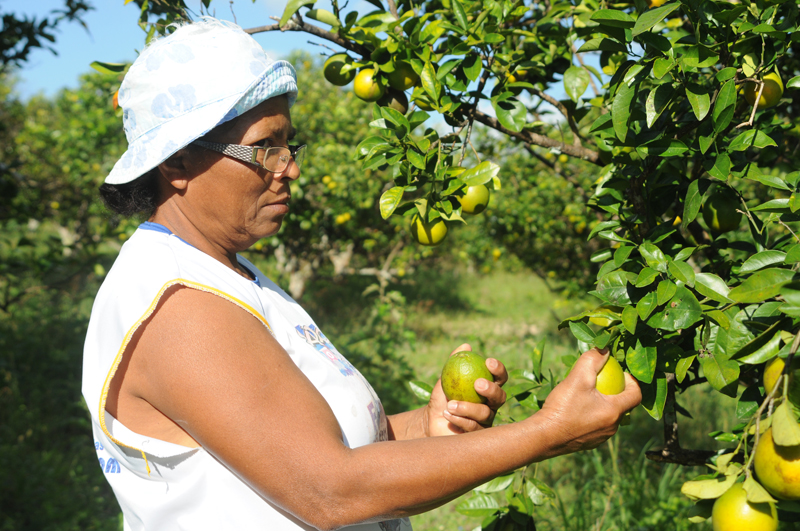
425,344,508,436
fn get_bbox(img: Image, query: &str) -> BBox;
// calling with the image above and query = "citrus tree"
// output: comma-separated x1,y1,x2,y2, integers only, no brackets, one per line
127,0,800,527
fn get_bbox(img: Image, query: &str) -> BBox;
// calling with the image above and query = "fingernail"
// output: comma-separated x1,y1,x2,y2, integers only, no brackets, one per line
448,401,458,411
487,358,497,370
475,379,488,391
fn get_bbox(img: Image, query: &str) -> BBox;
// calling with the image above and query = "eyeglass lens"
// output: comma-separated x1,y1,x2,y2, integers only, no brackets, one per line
262,146,305,172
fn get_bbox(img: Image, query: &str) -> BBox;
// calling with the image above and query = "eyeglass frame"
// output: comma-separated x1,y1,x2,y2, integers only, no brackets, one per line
193,140,306,173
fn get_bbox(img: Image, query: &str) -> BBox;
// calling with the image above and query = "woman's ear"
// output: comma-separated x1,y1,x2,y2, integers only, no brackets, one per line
156,149,192,191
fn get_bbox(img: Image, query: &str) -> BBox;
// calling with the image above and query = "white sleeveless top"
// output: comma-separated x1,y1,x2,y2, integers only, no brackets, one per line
82,226,412,531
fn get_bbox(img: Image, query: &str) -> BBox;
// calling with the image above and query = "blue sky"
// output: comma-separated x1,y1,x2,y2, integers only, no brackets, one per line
4,0,327,99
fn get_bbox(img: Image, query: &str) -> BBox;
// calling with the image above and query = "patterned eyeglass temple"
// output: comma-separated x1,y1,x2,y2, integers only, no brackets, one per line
193,140,306,173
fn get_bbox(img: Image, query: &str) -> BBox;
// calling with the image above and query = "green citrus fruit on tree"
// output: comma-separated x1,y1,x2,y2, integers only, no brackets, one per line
458,184,491,215
353,69,385,102
387,61,420,91
441,351,493,404
596,356,625,395
323,54,355,86
703,187,742,234
754,427,800,500
745,71,784,110
711,482,778,531
410,214,448,246
763,357,800,404
377,88,409,114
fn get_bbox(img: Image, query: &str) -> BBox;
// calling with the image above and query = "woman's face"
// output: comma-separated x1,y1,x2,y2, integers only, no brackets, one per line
182,96,300,249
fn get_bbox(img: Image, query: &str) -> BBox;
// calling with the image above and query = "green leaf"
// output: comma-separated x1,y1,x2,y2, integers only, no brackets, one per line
355,136,389,159
591,9,635,28
772,402,800,446
680,46,719,69
563,66,591,102
645,84,674,128
729,129,778,152
669,260,696,287
652,57,676,79
743,476,778,504
569,321,597,343
408,379,432,401
280,0,315,26
421,60,441,102
694,273,732,303
456,492,504,517
627,337,657,384
577,37,627,53
635,267,660,287
706,153,731,181
462,53,481,82
728,268,796,303
686,83,711,121
612,82,637,142
474,473,515,493
460,161,500,186
596,270,634,305
622,305,638,334
637,292,658,320
379,186,406,219
640,242,668,272
648,286,703,331
681,475,737,501
526,478,555,506
406,148,426,170
786,245,800,264
737,384,762,419
492,97,527,133
713,80,736,133
641,376,667,420
451,0,469,30
676,355,695,383
700,325,740,396
732,330,781,365
89,61,127,74
744,165,791,191
632,3,681,37
780,281,800,317
657,279,677,305
380,106,409,138
682,179,707,227
740,251,787,273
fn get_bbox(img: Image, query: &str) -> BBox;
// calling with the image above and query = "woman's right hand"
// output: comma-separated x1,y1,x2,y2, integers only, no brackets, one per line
534,348,641,458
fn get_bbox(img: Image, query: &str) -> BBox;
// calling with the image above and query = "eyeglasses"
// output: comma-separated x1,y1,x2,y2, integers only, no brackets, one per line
193,140,306,173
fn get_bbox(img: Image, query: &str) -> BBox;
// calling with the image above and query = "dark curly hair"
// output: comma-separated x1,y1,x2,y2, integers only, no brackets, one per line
98,168,160,217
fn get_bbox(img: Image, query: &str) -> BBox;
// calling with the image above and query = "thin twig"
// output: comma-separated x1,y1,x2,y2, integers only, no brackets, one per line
247,19,371,58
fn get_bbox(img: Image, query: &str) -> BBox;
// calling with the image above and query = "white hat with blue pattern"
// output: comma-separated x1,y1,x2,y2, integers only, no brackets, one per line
105,18,298,185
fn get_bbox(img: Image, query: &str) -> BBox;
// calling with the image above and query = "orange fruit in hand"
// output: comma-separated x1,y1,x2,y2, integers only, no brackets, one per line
441,351,493,404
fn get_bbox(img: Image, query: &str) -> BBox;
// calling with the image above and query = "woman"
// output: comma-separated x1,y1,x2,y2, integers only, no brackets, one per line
83,18,641,531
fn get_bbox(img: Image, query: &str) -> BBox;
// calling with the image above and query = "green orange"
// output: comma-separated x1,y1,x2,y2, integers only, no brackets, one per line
703,187,742,234
458,185,491,215
410,214,447,246
711,482,778,531
754,427,800,500
353,69,385,102
387,61,419,91
596,356,625,395
323,54,355,86
441,351,493,404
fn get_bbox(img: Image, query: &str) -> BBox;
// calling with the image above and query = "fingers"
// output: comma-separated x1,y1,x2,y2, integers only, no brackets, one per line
474,376,506,409
443,400,495,431
613,373,643,412
485,357,508,386
567,348,610,387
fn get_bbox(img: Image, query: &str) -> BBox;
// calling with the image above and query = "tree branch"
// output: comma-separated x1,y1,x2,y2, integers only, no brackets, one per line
530,88,583,148
245,19,372,58
473,110,602,165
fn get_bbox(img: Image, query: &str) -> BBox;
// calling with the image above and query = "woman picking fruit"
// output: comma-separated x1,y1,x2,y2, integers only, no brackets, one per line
83,18,641,531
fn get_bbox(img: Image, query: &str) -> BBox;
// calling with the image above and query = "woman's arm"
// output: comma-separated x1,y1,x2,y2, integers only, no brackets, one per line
116,286,640,531
386,344,508,441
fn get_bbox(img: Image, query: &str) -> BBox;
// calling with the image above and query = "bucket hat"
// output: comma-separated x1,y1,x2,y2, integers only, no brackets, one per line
105,18,298,185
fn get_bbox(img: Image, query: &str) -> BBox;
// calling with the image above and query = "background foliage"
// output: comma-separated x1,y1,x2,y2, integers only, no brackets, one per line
6,0,800,528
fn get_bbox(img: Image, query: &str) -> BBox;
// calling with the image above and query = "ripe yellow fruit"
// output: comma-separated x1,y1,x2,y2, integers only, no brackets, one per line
387,61,419,91
754,427,800,500
558,154,569,164
440,351,493,404
745,72,784,110
410,214,448,246
763,357,800,404
323,54,355,86
703,188,742,234
377,89,409,114
353,69,385,102
648,0,668,7
458,184,491,215
596,356,625,395
711,482,778,531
